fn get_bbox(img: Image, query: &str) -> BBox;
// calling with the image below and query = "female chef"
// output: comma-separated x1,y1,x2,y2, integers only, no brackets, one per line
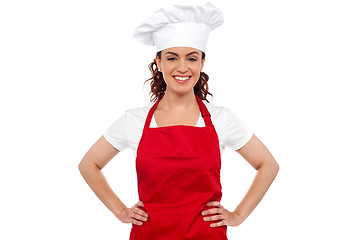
78,2,279,239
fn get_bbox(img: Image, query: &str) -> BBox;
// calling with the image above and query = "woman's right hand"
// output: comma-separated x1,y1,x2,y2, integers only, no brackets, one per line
117,201,149,225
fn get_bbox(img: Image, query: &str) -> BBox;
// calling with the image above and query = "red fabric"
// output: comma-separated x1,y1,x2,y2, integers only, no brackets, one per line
130,93,227,240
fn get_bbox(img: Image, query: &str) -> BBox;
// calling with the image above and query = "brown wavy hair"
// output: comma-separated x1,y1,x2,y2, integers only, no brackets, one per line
144,51,213,103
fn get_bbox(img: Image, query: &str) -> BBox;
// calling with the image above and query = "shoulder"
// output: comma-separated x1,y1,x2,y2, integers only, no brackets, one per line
106,102,154,130
206,100,253,151
103,102,155,151
203,100,250,122
202,100,227,118
126,102,155,119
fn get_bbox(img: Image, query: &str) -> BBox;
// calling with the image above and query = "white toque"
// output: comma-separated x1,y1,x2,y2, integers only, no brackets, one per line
133,2,224,52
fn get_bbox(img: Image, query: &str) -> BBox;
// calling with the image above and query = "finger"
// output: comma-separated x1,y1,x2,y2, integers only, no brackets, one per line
207,201,221,207
134,206,148,216
202,207,221,216
132,211,149,222
210,219,226,228
135,201,144,207
132,208,149,222
133,206,149,218
129,209,148,222
203,214,224,222
132,218,144,226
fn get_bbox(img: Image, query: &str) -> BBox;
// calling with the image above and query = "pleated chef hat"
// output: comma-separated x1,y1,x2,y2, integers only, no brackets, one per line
133,2,223,52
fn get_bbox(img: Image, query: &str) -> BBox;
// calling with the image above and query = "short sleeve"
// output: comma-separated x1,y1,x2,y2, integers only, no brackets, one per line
223,107,253,151
103,110,129,151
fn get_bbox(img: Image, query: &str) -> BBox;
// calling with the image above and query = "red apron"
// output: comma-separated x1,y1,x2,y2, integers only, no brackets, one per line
130,93,227,240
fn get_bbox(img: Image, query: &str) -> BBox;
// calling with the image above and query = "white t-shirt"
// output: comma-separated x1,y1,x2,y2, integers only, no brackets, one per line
103,100,253,157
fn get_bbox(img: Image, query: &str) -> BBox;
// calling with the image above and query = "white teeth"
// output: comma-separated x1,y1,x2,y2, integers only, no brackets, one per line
174,76,190,81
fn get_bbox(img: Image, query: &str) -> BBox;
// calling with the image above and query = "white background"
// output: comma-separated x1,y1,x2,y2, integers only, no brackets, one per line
1,0,360,239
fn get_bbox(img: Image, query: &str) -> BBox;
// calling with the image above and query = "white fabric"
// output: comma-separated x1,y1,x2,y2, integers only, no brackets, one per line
132,2,223,52
153,22,210,52
150,112,204,128
103,100,254,158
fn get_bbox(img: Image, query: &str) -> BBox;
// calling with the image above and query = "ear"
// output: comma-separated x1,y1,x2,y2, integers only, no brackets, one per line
200,57,205,71
155,55,161,71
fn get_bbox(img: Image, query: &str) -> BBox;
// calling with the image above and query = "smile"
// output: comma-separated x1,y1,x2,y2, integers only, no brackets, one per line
173,76,191,81
173,76,191,84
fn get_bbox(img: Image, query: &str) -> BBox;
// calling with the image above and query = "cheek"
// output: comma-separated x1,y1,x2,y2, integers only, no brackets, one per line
162,63,173,74
192,64,203,74
196,61,204,70
163,69,173,78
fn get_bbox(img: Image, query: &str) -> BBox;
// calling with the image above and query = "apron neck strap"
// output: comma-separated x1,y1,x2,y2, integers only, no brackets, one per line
194,94,212,126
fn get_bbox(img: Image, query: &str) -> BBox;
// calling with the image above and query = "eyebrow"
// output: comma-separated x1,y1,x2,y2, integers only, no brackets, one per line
164,51,200,56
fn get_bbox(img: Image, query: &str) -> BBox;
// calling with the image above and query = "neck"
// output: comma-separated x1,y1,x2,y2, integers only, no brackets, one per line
159,91,198,111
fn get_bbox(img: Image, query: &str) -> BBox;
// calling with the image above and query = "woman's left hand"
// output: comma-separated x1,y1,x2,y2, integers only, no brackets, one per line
201,201,243,227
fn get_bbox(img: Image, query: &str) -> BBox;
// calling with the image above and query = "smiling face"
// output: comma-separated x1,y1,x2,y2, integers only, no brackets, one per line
156,47,205,96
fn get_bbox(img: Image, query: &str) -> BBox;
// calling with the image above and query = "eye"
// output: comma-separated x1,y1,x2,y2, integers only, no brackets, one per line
188,57,198,62
167,57,177,61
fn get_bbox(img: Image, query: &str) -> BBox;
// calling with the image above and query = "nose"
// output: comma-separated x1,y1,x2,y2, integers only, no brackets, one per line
176,60,188,74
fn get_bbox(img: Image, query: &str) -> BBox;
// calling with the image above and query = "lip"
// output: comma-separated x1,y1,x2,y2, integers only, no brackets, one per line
173,76,192,84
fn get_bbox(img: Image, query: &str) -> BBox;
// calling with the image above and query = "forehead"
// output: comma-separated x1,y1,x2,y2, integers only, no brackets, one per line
162,47,201,55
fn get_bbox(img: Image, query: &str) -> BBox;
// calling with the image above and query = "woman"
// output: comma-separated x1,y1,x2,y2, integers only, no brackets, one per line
78,3,279,239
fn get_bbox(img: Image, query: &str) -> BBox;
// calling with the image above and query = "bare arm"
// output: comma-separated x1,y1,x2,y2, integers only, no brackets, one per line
78,136,127,219
78,136,149,225
233,134,279,224
201,133,279,227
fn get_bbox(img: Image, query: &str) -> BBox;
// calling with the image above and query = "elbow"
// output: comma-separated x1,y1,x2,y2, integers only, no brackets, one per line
258,157,280,176
78,160,86,175
78,158,101,177
274,161,280,175
78,160,93,180
78,158,92,175
271,158,280,177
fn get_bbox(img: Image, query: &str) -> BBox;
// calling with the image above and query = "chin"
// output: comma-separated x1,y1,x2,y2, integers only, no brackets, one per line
166,88,194,95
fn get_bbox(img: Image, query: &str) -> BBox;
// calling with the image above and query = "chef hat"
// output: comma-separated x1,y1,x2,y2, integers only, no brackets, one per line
133,2,223,52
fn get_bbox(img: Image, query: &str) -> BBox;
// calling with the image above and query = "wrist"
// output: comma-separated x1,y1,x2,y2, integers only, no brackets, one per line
114,205,128,220
233,210,246,224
